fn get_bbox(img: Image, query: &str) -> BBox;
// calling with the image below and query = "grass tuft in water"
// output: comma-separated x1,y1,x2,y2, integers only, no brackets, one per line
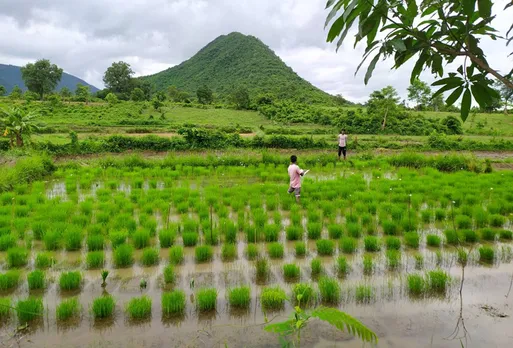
407,274,425,296
0,298,11,320
87,234,104,251
163,264,176,284
311,258,323,277
385,236,401,250
414,253,424,270
479,245,495,264
355,285,374,303
195,245,213,263
245,244,259,260
56,297,80,321
7,247,29,268
316,239,335,256
267,242,284,259
0,270,20,290
196,288,217,312
27,270,45,290
261,286,287,310
86,251,105,269
386,250,401,270
256,258,270,280
16,297,43,324
228,286,251,308
182,232,199,247
35,252,55,269
340,237,358,254
132,229,151,249
64,228,82,251
141,248,160,266
158,229,176,248
336,256,350,277
221,244,237,261
479,228,497,242
292,283,315,305
327,224,343,239
162,290,186,316
286,226,303,241
318,276,340,304
364,236,380,252
427,269,450,293
295,242,306,257
461,229,478,243
307,222,322,240
113,244,134,268
426,234,441,247
363,255,374,275
404,232,420,249
92,295,115,319
499,229,513,240
283,264,300,281
126,296,152,320
59,271,82,291
169,245,184,265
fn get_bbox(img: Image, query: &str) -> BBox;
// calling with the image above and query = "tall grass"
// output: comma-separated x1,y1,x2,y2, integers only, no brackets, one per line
162,290,186,316
27,270,45,290
182,232,199,247
16,297,44,324
113,244,134,268
260,286,287,310
132,229,151,249
196,288,217,312
364,236,380,252
126,296,152,320
159,228,176,248
87,234,104,251
328,224,343,239
318,277,340,304
92,295,115,319
228,286,251,308
56,297,80,321
64,228,82,251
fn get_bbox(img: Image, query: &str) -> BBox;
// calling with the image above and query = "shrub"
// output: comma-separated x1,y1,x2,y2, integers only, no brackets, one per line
327,224,343,239
292,283,315,305
0,270,20,290
113,244,134,268
126,296,152,320
196,288,217,312
427,269,450,293
404,232,420,249
286,226,303,241
479,246,495,264
336,256,349,277
133,230,151,249
480,228,497,241
56,297,80,321
364,236,380,252
385,236,401,250
182,232,199,247
318,277,340,304
316,239,335,256
228,286,251,308
27,270,45,290
59,271,82,291
92,295,115,319
162,290,186,316
426,234,441,247
461,229,478,243
16,297,43,324
407,274,425,295
221,244,237,261
283,264,300,281
7,247,28,268
489,214,506,228
340,237,358,253
267,242,284,259
87,234,104,251
86,251,105,269
169,245,184,264
245,244,260,260
195,245,213,263
260,286,287,310
307,223,322,240
141,248,160,266
311,258,323,276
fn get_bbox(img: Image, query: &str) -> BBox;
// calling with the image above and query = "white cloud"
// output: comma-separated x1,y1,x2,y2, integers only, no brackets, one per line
1,0,512,103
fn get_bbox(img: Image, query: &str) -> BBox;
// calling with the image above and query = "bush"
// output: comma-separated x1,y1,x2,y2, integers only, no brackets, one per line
162,290,186,316
113,244,134,268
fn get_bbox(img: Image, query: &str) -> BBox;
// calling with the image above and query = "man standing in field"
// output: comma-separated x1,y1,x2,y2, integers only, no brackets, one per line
288,155,307,203
338,129,348,161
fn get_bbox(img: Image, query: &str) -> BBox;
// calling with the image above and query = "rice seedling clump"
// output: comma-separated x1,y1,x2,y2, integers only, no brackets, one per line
316,239,335,256
479,246,495,264
56,297,80,321
292,283,315,305
16,297,44,324
162,290,186,316
260,286,287,310
169,246,184,264
59,271,82,291
126,296,152,320
283,264,300,281
295,242,306,256
196,288,217,312
318,276,340,304
113,244,134,268
27,270,46,290
195,245,213,263
86,251,105,269
267,242,284,259
340,237,358,254
228,286,251,308
92,295,115,319
141,248,160,266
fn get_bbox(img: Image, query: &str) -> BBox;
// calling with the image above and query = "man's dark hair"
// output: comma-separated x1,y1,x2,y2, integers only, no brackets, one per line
290,155,297,163
341,129,345,133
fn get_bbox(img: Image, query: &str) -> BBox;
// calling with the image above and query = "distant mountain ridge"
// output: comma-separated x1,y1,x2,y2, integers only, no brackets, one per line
141,32,334,104
0,64,98,94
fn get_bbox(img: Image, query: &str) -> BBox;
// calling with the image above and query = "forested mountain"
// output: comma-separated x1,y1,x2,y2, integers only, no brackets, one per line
141,32,334,104
0,64,98,94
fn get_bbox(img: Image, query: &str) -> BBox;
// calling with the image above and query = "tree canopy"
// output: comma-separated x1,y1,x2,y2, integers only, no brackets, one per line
325,0,513,121
75,84,91,103
407,79,432,110
197,85,214,104
20,59,63,100
0,85,5,96
103,61,134,94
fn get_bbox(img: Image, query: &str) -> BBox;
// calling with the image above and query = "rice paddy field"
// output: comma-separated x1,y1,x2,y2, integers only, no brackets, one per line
1,155,513,347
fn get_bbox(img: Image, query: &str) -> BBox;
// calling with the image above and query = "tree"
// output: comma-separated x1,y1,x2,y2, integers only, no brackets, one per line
105,93,119,105
0,107,40,147
75,84,91,103
0,85,6,96
232,88,250,109
325,0,513,121
495,79,513,114
197,85,213,104
366,86,400,130
9,86,23,100
130,88,145,102
103,61,134,94
60,87,72,100
429,93,445,112
407,79,432,110
20,59,63,100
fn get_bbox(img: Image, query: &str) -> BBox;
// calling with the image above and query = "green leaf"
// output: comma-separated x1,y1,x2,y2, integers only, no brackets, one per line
461,89,472,121
364,53,380,85
325,0,339,9
406,0,418,18
391,39,407,52
478,0,492,18
470,83,491,108
446,86,464,106
422,4,439,16
432,76,463,87
265,320,295,335
311,307,378,344
462,0,477,16
327,16,346,42
410,52,428,83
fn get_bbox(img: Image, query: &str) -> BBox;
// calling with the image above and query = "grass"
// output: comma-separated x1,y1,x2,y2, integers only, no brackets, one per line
196,288,217,312
311,258,323,276
444,230,459,245
414,253,424,269
256,258,270,280
109,231,127,248
133,229,151,249
295,242,306,256
404,232,420,249
462,229,479,243
340,237,358,253
113,244,134,268
426,234,442,247
260,286,287,310
267,242,284,259
479,245,495,264
500,229,513,240
0,271,20,290
86,251,105,269
489,214,506,227
159,228,176,248
0,298,11,320
480,228,497,241
59,271,82,291
92,295,115,319
346,223,362,238
56,297,80,321
318,276,340,304
286,226,303,241
385,236,401,250
87,234,104,251
228,286,251,308
382,220,399,235
221,243,237,261
355,285,374,303
126,296,152,320
162,290,186,316
336,256,350,277
64,229,82,251
386,250,401,270
292,283,315,305
16,297,44,324
182,232,199,247
43,231,60,251
141,248,160,266
27,270,45,290
264,224,280,242
246,244,260,260
455,215,472,229
407,274,426,296
363,255,374,275
0,234,16,251
364,236,380,252
169,245,184,264
307,223,322,240
195,245,214,263
328,224,343,239
163,264,176,284
283,264,300,281
316,239,335,256
427,269,450,293
7,247,28,268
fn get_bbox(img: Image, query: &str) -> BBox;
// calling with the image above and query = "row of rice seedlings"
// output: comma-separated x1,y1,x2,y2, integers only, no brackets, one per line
407,269,451,296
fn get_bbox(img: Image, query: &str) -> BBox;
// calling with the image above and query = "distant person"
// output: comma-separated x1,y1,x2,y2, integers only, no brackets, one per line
287,155,308,204
338,129,348,161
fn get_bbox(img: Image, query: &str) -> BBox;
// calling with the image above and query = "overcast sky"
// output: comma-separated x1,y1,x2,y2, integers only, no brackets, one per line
1,0,512,103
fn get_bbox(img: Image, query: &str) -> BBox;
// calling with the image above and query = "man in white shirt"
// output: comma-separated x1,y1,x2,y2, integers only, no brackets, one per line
338,129,348,161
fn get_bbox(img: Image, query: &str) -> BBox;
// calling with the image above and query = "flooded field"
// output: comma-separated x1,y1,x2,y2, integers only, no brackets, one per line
1,161,513,347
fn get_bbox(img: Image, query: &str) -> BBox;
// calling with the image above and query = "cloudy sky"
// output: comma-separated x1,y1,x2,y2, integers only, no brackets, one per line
1,0,512,103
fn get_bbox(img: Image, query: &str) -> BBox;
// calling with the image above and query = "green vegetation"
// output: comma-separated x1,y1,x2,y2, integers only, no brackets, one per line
292,283,315,305
126,296,152,320
196,288,217,312
479,246,495,264
113,244,134,268
92,295,115,319
319,277,340,304
246,244,260,260
228,286,251,308
295,242,306,257
0,298,11,320
7,247,28,268
59,271,82,291
311,258,323,277
256,258,270,280
86,251,105,269
27,270,46,290
16,297,43,324
355,285,375,303
260,286,287,310
427,270,450,293
316,239,335,256
283,264,300,281
340,237,358,254
195,245,213,263
162,290,186,316
221,243,237,261
141,248,160,266
407,274,426,296
56,297,80,321
163,265,176,284
0,271,20,290
169,245,184,265
267,242,284,259
336,256,350,277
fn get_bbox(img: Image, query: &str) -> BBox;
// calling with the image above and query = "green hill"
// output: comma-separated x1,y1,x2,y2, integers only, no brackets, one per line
141,32,334,104
0,64,99,94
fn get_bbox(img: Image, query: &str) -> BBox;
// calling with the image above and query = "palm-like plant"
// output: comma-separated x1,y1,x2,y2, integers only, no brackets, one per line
0,107,40,147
